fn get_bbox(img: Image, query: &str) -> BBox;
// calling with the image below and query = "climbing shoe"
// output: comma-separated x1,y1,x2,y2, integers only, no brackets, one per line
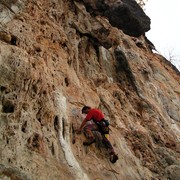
110,153,118,163
83,138,95,146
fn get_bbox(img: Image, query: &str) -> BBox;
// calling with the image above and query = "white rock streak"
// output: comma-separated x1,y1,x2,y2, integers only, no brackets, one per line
54,91,89,180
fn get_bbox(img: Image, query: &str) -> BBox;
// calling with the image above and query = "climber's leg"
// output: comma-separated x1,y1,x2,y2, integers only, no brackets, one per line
102,134,118,163
83,124,98,146
102,134,114,154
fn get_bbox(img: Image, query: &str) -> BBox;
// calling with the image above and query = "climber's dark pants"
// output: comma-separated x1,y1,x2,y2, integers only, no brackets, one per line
83,123,115,154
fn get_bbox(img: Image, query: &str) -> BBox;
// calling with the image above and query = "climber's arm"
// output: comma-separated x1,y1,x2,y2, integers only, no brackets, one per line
76,118,89,134
77,111,92,134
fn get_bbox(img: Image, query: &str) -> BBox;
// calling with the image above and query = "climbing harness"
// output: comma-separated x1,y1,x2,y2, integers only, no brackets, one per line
96,119,110,134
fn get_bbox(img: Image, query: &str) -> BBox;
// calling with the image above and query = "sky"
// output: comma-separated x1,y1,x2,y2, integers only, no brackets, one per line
144,0,180,71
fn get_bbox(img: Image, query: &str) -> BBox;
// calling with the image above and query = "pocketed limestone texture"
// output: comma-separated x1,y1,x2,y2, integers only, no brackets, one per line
0,0,179,179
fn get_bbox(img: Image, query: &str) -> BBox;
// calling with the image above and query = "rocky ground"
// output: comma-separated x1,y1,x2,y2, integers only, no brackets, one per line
0,0,179,179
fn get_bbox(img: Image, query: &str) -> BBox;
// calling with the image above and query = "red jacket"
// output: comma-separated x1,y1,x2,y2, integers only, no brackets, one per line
85,109,104,122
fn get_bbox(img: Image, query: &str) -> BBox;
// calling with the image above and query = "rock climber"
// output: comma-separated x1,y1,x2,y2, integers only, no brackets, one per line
77,106,118,163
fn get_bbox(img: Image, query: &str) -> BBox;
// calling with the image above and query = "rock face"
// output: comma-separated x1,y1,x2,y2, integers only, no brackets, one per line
82,0,151,36
0,0,179,180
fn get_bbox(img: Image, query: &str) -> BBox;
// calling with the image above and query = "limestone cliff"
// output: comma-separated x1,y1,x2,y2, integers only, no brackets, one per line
0,0,179,179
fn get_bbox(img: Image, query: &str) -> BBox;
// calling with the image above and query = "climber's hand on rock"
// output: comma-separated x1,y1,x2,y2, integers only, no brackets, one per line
76,129,82,134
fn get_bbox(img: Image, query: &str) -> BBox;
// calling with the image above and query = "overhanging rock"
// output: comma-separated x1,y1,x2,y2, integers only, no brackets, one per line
82,0,151,37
